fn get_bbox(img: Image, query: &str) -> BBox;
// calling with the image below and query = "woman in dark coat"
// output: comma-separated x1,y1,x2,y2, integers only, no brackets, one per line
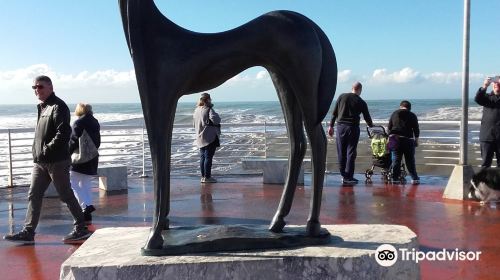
69,103,101,223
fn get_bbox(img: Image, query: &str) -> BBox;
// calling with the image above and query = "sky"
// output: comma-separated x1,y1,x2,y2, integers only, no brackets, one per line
1,0,499,104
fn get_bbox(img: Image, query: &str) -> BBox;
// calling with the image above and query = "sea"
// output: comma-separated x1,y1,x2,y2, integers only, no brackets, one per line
0,99,485,129
0,99,484,187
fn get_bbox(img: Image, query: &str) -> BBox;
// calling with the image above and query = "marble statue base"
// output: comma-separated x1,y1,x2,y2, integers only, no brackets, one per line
60,225,419,280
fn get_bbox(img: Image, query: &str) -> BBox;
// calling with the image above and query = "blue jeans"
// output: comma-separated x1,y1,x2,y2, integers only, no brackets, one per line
200,140,218,178
336,123,360,179
390,137,419,180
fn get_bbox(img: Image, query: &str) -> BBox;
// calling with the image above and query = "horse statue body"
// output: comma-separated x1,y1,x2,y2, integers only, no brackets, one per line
119,0,337,250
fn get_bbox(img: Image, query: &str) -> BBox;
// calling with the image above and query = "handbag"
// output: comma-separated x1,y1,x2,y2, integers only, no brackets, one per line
205,107,221,135
71,129,98,164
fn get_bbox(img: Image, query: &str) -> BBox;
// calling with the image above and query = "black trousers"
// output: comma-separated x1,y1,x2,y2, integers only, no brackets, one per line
480,140,500,167
336,123,360,179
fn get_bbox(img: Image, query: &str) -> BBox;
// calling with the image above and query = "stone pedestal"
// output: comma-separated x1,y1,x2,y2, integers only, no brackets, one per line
443,164,475,200
97,165,128,191
241,158,309,184
60,225,419,280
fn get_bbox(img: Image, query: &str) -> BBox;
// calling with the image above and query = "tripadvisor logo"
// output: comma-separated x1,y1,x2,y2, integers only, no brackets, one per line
375,244,398,267
374,244,482,267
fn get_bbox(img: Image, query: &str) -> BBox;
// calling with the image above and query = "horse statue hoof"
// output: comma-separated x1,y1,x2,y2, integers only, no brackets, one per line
144,229,164,250
269,216,286,233
306,220,322,237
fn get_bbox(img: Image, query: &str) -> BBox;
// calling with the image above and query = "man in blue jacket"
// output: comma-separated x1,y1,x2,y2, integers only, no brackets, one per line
3,75,92,244
475,76,500,167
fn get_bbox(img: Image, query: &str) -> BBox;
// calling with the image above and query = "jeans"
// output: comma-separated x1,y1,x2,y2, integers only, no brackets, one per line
200,140,218,178
480,140,500,167
390,137,419,180
336,123,360,179
25,160,86,232
70,171,94,209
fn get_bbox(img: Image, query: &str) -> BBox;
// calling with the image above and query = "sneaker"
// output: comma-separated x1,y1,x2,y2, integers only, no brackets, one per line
411,179,420,185
204,177,217,183
83,205,96,224
3,229,35,245
63,227,92,244
342,178,358,185
200,177,206,183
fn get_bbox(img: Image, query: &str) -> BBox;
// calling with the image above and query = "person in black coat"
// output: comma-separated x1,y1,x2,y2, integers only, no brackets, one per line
474,76,500,167
69,103,101,223
328,82,373,185
387,100,420,184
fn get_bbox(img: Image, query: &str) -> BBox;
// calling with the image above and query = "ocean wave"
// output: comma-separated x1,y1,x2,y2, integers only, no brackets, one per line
0,101,487,129
419,106,483,121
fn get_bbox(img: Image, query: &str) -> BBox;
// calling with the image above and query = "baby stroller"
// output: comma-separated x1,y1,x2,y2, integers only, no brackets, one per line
365,125,406,184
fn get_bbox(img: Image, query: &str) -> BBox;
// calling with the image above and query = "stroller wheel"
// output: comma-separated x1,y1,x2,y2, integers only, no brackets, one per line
365,169,373,179
382,175,389,184
382,170,390,183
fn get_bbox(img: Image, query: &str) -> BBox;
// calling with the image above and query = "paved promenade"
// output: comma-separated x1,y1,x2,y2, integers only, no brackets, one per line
0,174,498,280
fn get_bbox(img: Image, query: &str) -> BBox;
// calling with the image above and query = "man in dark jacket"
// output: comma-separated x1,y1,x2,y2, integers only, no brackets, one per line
3,75,91,244
328,82,373,184
388,100,420,184
475,76,500,167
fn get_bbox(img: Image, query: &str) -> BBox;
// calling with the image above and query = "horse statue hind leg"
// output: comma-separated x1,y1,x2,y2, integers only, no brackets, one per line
119,0,337,251
268,21,337,236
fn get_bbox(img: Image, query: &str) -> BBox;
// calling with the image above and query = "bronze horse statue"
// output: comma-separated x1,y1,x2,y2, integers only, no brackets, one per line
119,0,337,250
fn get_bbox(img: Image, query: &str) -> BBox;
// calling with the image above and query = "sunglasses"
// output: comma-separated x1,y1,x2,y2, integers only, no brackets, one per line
32,85,44,90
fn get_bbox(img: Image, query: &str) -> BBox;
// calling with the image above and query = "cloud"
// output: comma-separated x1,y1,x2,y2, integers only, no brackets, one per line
425,71,484,84
368,67,487,85
0,64,491,103
338,70,352,82
56,69,136,89
0,64,136,89
256,70,270,80
371,67,421,83
0,64,138,103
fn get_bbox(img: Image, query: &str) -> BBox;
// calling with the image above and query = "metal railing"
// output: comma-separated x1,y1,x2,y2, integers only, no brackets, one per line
0,121,484,188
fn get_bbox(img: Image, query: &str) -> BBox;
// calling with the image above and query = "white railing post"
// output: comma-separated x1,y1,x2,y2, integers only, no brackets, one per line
140,125,148,178
264,121,268,158
7,129,13,188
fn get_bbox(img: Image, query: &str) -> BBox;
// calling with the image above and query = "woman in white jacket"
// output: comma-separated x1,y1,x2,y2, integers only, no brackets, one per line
193,93,221,183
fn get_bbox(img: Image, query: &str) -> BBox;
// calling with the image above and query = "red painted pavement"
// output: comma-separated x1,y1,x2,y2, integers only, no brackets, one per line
0,174,498,280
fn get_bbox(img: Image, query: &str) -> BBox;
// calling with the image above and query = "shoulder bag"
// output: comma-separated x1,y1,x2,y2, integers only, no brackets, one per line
71,129,99,164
